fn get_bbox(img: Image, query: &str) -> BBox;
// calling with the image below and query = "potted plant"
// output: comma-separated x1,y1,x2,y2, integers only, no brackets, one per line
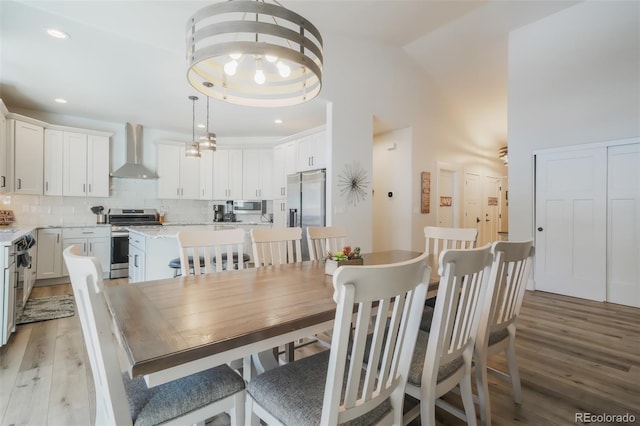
325,246,363,275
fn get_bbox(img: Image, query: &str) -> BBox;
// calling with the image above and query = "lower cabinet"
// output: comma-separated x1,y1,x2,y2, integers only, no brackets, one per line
62,227,110,278
128,231,178,283
36,228,63,279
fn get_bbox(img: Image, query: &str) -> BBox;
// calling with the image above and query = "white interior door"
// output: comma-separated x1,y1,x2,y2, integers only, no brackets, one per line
464,173,481,235
534,147,607,301
607,143,640,307
482,176,501,245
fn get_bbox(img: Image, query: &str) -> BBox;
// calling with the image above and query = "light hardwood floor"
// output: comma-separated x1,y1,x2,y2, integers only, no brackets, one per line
1,282,639,426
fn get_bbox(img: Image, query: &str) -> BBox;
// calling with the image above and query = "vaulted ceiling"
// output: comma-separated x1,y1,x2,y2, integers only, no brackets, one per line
0,0,578,142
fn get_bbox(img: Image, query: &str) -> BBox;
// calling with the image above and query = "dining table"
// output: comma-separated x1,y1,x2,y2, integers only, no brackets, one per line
104,250,439,388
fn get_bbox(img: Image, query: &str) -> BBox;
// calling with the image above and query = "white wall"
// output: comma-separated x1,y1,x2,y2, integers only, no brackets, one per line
508,1,640,241
322,35,506,253
373,128,412,251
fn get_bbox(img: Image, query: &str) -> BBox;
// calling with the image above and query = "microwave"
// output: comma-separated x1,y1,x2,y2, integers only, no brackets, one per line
232,200,266,215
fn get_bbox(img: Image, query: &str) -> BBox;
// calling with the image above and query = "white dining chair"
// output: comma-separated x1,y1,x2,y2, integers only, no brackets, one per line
176,228,247,276
250,226,303,367
474,240,535,426
404,245,493,426
306,226,347,261
251,227,302,267
422,225,480,314
63,245,246,426
246,253,431,426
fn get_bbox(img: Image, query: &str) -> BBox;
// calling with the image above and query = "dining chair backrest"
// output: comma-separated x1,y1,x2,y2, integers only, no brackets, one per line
65,245,246,426
474,240,535,426
176,228,246,276
404,244,493,426
251,227,302,267
424,226,478,257
322,253,431,425
306,226,347,261
63,245,134,425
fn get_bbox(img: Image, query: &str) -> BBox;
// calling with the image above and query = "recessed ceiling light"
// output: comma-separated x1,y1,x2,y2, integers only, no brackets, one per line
54,98,68,104
197,123,206,129
47,28,70,39
274,119,283,124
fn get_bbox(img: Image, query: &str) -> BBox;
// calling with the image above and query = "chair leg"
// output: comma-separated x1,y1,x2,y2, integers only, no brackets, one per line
420,387,438,426
230,391,245,426
505,339,523,404
475,357,491,426
460,373,478,426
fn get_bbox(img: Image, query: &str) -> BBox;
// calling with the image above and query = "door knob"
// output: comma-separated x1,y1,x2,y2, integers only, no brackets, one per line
537,227,543,232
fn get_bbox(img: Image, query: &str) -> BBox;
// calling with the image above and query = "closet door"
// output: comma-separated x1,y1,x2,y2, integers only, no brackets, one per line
607,143,640,307
534,147,607,301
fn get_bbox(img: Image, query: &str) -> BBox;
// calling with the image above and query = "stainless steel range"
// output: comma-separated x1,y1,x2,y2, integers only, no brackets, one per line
108,208,161,278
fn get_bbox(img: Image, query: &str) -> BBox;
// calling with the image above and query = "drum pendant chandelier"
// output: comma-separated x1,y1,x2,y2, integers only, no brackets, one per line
186,0,323,108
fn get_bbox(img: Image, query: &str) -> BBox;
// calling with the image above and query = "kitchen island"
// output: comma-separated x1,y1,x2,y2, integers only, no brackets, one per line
127,222,272,283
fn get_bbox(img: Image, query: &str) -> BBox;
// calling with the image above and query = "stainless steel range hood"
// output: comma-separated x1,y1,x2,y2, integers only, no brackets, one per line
110,123,157,179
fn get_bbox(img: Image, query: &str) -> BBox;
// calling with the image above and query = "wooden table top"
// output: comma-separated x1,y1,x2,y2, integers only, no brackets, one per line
104,250,438,378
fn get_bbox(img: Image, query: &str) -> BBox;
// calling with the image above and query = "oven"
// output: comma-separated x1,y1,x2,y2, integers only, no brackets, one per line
107,209,160,279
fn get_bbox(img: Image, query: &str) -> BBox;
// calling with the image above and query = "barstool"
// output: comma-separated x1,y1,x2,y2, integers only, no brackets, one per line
213,252,251,270
168,256,206,277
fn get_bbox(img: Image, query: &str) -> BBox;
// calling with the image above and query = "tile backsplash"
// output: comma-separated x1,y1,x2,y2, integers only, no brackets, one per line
2,179,214,227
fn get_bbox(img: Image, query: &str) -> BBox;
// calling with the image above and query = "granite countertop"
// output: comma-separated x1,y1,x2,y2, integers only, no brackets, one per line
0,225,38,245
129,222,273,239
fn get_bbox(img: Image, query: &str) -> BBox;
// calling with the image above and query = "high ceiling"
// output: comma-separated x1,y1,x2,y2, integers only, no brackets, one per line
0,0,579,141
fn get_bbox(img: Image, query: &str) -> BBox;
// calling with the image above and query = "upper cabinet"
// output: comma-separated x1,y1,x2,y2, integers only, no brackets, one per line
213,149,243,200
243,149,273,200
273,141,296,199
157,143,201,200
44,129,64,196
296,130,326,172
199,150,214,200
11,119,44,195
62,131,110,197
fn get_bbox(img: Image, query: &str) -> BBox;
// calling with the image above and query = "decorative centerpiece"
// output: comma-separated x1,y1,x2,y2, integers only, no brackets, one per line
325,246,363,275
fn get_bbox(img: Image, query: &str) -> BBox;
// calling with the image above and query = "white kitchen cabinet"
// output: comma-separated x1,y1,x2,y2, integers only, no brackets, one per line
296,130,326,172
128,230,177,283
36,228,63,279
128,236,146,283
62,227,110,278
157,143,201,200
272,199,288,228
213,149,243,199
2,244,16,346
43,129,64,196
273,141,296,199
243,149,273,199
0,113,8,194
63,132,110,197
11,119,44,195
199,150,214,200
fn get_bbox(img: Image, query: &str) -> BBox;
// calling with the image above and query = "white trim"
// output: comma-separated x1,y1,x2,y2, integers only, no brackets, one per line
45,124,112,137
532,136,640,155
6,112,49,127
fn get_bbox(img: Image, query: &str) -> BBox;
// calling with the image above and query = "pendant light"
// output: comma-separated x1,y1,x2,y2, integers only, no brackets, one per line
186,0,323,107
185,95,201,158
199,82,217,151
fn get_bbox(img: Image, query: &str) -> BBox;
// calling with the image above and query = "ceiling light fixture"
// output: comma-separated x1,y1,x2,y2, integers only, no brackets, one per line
186,0,323,107
274,119,283,124
499,146,508,166
47,28,69,39
185,96,201,158
199,82,217,151
54,98,68,104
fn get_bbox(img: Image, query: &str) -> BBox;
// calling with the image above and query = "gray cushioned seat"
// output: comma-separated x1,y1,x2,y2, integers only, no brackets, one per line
213,252,251,269
168,256,206,269
408,330,465,387
123,364,244,426
419,306,434,332
488,328,510,346
246,350,391,426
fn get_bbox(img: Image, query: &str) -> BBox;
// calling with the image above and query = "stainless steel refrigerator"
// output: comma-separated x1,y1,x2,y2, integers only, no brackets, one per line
287,169,326,261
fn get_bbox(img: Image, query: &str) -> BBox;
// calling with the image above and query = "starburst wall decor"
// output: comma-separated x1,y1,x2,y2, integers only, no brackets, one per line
338,162,370,206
